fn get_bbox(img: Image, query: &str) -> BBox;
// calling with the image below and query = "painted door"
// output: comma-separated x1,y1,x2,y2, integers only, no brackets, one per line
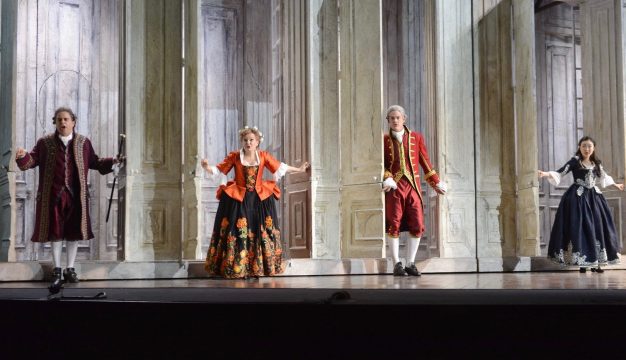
13,0,119,261
280,0,311,258
196,0,310,259
579,0,626,255
383,0,438,259
536,5,583,255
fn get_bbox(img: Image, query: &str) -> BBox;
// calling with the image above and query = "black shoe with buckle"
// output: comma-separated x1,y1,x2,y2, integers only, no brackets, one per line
393,262,406,276
405,264,421,276
48,267,64,294
63,267,79,283
579,267,587,273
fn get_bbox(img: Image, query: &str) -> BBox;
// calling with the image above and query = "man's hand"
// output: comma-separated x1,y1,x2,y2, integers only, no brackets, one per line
113,155,126,164
435,181,447,195
382,178,397,192
15,147,26,159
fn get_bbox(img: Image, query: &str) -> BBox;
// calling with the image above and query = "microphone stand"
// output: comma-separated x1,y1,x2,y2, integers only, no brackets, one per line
106,134,125,223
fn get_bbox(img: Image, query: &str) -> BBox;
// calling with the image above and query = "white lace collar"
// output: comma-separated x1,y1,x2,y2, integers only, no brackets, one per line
391,129,405,143
580,160,595,169
58,132,73,147
240,149,260,166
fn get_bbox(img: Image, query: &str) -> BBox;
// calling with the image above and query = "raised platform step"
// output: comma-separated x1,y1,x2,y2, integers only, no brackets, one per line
1,256,624,281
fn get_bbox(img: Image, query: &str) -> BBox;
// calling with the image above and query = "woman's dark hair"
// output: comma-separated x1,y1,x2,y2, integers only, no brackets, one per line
575,136,602,177
51,107,77,123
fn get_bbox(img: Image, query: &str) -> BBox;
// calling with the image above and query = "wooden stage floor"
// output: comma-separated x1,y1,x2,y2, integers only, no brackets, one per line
2,270,626,304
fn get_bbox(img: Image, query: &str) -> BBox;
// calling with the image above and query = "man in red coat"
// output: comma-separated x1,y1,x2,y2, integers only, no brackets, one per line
383,105,446,276
16,107,119,292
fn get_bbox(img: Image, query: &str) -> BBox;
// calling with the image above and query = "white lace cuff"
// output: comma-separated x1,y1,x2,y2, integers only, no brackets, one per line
206,165,221,179
547,171,561,186
383,177,398,190
436,181,447,193
274,162,288,181
600,173,616,188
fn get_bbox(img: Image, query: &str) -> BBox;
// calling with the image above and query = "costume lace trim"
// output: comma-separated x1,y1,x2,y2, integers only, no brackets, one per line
550,242,620,266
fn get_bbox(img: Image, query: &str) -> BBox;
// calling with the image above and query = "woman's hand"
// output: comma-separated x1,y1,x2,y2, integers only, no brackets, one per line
537,170,548,178
200,159,213,174
298,162,310,172
615,183,624,191
15,147,26,160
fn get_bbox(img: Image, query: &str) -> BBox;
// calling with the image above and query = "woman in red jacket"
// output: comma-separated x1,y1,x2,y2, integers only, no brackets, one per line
201,126,309,279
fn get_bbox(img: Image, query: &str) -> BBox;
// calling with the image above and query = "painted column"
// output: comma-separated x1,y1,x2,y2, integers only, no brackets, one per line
338,0,385,258
124,0,182,261
0,0,17,261
434,0,476,271
309,0,341,259
473,0,539,270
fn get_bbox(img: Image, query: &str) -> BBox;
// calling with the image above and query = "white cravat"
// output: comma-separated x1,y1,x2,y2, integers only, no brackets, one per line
59,133,73,147
391,129,404,143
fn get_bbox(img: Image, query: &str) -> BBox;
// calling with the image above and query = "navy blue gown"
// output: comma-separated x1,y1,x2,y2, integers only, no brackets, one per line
547,157,621,266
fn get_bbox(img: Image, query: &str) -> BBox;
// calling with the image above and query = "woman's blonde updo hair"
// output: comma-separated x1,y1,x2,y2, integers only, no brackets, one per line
238,126,264,143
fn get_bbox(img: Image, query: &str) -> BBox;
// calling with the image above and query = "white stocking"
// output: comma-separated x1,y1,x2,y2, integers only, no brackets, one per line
387,236,400,264
406,237,421,266
52,241,63,268
66,241,79,268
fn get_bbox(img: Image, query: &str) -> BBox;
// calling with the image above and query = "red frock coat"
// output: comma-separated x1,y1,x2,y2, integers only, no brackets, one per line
215,150,282,202
16,132,114,242
384,126,441,237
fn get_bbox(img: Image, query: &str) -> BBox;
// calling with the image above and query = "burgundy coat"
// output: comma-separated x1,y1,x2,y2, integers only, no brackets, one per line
16,132,114,242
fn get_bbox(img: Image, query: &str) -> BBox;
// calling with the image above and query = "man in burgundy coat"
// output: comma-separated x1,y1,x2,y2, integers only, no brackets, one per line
383,105,447,276
16,107,118,292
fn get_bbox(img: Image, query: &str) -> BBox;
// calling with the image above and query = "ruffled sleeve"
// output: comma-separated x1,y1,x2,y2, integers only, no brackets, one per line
274,163,288,181
598,165,616,188
383,177,398,190
546,171,561,186
215,151,238,175
206,165,227,185
547,157,577,186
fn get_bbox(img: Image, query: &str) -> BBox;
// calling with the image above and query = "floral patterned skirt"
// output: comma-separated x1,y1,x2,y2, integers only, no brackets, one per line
548,185,621,267
204,191,285,279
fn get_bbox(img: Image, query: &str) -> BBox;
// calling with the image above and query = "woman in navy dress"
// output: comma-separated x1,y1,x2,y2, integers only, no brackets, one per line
538,136,624,273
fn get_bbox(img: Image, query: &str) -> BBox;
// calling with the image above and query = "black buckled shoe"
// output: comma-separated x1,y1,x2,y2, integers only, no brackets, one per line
579,267,587,273
48,267,64,294
405,264,421,276
591,267,604,273
393,262,407,276
63,267,79,283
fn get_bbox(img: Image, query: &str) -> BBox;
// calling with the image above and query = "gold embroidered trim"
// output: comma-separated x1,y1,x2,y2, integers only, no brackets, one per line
420,152,432,172
424,169,436,179
19,156,35,170
73,135,90,240
38,135,58,242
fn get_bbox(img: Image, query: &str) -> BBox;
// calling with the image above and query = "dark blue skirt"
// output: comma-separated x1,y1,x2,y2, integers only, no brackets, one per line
548,185,621,266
